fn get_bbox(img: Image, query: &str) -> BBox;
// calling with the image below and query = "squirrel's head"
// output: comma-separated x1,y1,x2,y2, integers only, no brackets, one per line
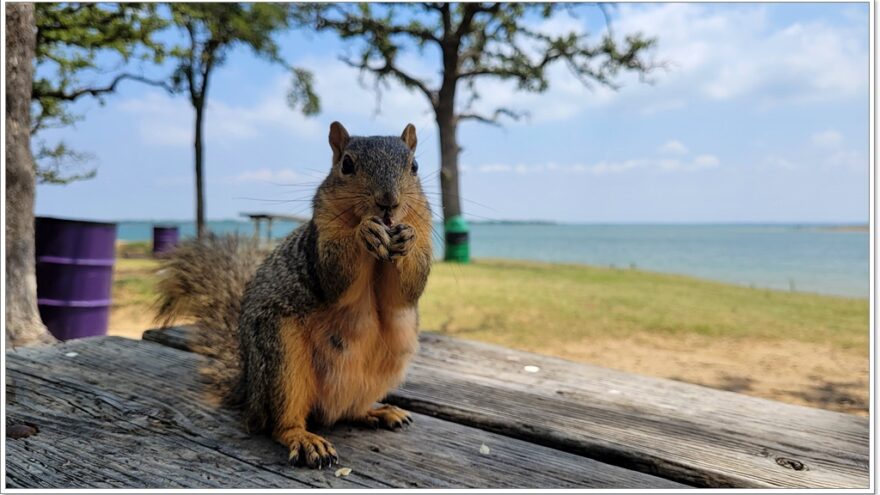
315,121,428,228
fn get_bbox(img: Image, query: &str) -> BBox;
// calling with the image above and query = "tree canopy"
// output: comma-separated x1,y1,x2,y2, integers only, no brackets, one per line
303,3,656,125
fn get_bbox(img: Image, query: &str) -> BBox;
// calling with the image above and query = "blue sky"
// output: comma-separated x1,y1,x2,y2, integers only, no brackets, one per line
34,3,870,223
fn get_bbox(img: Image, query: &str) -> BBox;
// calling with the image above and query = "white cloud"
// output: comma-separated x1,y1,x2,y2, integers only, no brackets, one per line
613,4,867,107
641,99,686,115
117,93,191,146
296,56,437,135
762,155,796,170
826,149,865,171
654,154,720,172
216,77,323,138
582,160,643,175
467,154,720,176
693,154,721,169
226,168,303,184
761,129,865,172
811,129,843,148
478,164,513,173
659,140,689,155
117,77,322,147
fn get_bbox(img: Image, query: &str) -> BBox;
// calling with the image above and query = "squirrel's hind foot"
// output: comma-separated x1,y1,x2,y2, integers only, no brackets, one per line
356,404,413,430
279,427,338,469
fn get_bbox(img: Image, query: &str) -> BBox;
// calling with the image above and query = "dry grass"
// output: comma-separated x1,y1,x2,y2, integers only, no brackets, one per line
109,250,869,415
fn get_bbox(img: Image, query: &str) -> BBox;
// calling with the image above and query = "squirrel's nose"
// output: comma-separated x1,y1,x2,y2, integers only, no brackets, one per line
375,192,400,210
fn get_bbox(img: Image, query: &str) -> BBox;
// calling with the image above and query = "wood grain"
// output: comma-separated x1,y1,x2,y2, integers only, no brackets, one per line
5,336,683,489
144,326,870,488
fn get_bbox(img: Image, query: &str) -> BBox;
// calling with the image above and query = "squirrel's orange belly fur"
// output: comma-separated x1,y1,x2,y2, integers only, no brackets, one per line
280,257,419,426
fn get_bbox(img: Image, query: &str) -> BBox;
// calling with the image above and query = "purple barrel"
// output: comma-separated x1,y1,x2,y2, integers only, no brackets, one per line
35,216,117,340
152,225,179,256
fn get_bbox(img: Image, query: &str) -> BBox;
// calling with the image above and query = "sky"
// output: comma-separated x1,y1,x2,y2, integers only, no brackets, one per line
34,3,871,224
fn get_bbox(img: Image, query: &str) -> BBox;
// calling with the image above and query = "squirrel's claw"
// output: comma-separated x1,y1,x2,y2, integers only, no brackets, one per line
284,430,338,469
360,415,381,429
357,404,414,431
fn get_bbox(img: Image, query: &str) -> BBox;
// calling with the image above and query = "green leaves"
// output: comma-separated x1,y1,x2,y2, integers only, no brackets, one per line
166,3,317,114
34,3,167,101
288,68,320,116
31,3,319,186
33,141,97,185
32,3,168,185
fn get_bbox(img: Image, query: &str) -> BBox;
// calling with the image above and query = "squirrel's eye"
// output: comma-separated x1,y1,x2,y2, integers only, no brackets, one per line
411,160,419,175
341,155,355,175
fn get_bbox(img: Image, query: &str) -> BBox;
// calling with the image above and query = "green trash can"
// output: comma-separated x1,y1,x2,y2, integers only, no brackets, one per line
444,215,470,263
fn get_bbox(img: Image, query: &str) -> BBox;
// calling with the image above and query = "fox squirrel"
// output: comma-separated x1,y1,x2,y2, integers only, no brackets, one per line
155,122,433,469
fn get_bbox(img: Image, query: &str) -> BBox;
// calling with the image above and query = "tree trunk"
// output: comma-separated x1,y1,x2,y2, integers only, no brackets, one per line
436,68,463,259
434,45,461,252
5,3,57,346
436,108,461,220
193,100,205,239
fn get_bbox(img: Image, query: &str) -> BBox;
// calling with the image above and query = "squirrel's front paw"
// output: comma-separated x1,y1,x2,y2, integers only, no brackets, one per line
388,224,415,260
360,216,392,261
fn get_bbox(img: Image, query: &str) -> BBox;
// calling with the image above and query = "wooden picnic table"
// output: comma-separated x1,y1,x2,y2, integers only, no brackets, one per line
240,212,308,245
5,326,869,489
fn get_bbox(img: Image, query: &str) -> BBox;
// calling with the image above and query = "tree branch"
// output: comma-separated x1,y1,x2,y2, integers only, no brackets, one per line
33,73,174,101
440,3,452,40
457,107,525,127
340,56,437,108
184,21,199,102
454,3,501,41
318,4,441,46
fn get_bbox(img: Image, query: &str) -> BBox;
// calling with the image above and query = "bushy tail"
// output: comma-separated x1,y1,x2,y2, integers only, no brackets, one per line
154,234,266,399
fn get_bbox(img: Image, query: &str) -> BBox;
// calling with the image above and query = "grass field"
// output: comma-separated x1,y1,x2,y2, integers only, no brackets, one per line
111,242,869,415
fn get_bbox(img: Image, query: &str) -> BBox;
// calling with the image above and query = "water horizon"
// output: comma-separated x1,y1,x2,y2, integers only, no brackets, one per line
100,218,869,299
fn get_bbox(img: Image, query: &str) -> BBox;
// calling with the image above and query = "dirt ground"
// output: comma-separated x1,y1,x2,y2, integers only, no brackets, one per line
530,333,868,416
110,309,868,416
109,307,166,341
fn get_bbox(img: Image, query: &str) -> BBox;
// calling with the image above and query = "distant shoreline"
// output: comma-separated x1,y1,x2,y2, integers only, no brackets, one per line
807,224,869,233
103,218,868,228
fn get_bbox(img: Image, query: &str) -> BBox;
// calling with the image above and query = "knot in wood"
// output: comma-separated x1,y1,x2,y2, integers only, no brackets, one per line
775,457,806,471
7,423,37,440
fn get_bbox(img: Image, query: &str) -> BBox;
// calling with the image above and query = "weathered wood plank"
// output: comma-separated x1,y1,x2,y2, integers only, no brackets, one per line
5,337,684,489
400,333,870,488
144,326,870,488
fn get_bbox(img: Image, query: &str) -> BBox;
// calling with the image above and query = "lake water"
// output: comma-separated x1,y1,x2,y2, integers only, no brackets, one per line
116,220,869,298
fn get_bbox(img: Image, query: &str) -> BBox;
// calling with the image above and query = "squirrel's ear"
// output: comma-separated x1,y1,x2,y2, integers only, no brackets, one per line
401,123,417,151
329,121,350,161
